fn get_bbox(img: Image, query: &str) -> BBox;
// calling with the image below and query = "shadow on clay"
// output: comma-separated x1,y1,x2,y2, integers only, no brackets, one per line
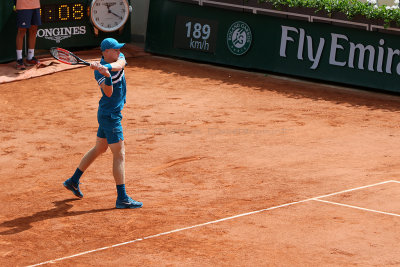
0,198,115,235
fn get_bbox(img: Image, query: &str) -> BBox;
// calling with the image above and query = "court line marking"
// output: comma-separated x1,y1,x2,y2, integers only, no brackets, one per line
314,199,400,217
27,180,396,267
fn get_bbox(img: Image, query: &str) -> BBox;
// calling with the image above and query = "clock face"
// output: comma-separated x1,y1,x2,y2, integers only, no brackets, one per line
90,0,129,32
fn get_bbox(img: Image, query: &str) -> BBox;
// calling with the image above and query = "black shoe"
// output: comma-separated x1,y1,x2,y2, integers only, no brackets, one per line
16,59,26,70
25,57,40,66
116,196,143,209
63,178,83,198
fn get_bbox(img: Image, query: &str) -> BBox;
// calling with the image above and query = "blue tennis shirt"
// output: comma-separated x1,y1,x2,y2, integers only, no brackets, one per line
94,53,127,116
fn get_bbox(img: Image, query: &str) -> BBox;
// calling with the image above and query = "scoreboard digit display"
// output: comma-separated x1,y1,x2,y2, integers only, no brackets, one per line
41,3,87,23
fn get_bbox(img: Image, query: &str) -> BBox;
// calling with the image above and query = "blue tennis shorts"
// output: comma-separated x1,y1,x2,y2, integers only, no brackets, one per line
97,111,124,144
16,8,41,28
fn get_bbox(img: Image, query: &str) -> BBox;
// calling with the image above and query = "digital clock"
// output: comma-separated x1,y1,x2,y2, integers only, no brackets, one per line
41,3,87,23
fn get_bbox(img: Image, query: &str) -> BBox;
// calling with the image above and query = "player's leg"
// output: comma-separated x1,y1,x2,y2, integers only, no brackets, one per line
27,25,38,52
16,27,26,70
109,140,142,209
26,8,41,66
15,9,35,69
16,28,26,51
78,137,109,172
63,137,108,198
108,139,125,185
99,113,141,208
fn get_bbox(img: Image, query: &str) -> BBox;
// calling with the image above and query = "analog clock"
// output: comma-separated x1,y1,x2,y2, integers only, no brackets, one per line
90,0,131,33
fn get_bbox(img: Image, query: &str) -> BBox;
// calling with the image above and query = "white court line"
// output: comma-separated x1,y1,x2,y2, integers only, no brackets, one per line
314,199,400,217
27,180,396,267
312,180,395,200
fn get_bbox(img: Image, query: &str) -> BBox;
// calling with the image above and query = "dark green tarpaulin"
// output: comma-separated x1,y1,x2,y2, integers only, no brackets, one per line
0,1,17,63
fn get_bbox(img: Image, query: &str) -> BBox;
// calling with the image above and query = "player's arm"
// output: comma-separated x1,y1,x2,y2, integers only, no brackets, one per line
91,63,113,97
99,71,113,97
104,57,126,72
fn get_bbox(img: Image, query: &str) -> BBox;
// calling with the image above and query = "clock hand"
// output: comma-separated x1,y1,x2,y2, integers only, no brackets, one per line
108,10,123,20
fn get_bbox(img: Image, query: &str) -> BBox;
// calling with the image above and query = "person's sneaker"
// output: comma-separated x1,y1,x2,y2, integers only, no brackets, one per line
116,196,143,209
63,178,83,198
25,57,40,66
16,59,26,70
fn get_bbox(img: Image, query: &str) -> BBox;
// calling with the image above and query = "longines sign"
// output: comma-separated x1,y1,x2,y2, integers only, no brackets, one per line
37,26,87,43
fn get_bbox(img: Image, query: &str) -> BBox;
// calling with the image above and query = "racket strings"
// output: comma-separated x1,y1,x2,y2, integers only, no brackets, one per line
51,48,78,64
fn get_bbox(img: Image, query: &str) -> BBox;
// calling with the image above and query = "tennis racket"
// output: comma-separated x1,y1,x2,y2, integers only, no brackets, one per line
50,47,90,66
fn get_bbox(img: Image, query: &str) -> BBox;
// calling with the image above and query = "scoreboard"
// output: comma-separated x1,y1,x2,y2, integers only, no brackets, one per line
36,0,131,50
40,2,87,23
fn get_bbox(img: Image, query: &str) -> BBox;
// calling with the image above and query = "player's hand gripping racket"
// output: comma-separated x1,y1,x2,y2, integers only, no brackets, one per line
50,47,90,66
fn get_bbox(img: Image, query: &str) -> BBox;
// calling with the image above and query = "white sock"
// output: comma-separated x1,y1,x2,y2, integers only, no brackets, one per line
16,50,23,60
27,49,35,60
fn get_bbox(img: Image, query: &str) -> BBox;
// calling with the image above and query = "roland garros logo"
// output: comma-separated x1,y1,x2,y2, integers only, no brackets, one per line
226,21,252,56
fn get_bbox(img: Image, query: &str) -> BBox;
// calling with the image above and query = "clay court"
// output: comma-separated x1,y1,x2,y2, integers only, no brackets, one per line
0,49,400,266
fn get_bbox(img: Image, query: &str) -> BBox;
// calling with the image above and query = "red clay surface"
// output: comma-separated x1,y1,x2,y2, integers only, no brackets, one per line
0,52,400,266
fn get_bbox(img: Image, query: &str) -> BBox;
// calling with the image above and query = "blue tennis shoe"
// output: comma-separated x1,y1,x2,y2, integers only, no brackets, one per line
116,196,143,209
63,178,83,198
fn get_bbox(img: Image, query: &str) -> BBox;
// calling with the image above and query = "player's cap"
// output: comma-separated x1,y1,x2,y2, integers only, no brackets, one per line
101,38,125,51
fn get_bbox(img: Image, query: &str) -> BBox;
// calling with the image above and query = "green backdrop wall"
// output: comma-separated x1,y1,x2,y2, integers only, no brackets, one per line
0,1,18,63
146,0,400,93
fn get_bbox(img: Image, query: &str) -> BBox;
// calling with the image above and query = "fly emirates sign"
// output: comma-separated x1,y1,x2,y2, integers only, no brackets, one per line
280,25,400,75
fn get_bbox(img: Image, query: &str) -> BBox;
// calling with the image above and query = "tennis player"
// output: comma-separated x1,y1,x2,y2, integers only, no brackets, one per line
63,38,143,209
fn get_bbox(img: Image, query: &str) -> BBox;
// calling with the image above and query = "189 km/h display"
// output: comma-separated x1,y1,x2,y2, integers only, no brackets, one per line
174,16,218,53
